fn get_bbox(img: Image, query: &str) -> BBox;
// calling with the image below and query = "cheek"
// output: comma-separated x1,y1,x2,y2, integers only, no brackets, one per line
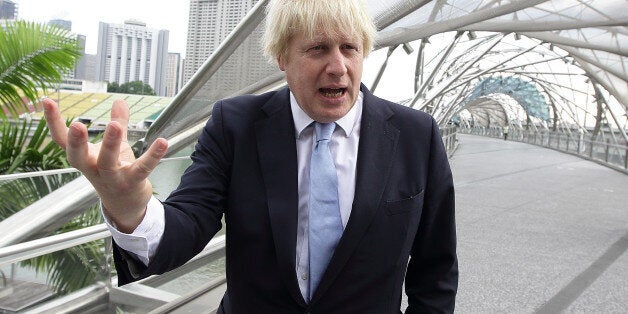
294,71,316,89
347,56,363,71
350,61,363,76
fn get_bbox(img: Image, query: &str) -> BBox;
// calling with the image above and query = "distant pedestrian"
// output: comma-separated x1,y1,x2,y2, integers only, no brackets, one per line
503,125,509,140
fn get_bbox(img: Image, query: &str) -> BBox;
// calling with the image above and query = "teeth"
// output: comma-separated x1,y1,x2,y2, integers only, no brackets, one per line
321,88,344,98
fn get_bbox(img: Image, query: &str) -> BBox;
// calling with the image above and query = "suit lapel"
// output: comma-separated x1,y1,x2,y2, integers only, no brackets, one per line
255,88,308,307
311,86,400,303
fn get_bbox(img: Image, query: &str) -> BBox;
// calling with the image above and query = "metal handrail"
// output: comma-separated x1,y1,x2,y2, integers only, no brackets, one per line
440,125,459,156
140,0,270,152
0,269,6,288
147,275,226,314
0,156,190,182
0,168,80,181
1,225,227,312
0,0,270,249
459,126,628,174
0,224,110,266
21,282,109,314
0,176,99,247
0,156,192,247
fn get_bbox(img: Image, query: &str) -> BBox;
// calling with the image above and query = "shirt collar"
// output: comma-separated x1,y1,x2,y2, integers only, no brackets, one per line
291,91,363,139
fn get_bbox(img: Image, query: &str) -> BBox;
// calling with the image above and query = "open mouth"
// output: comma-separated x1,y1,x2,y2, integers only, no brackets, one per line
320,88,346,98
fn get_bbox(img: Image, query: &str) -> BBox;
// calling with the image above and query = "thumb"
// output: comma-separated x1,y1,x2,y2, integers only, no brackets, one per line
131,138,169,181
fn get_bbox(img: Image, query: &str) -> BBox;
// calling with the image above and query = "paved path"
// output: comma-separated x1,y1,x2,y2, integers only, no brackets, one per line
451,134,627,313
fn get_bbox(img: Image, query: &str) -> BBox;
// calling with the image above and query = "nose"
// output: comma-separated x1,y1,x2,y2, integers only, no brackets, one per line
326,47,347,77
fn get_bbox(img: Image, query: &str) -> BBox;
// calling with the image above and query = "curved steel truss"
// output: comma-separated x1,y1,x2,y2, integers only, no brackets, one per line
142,0,627,152
366,0,627,144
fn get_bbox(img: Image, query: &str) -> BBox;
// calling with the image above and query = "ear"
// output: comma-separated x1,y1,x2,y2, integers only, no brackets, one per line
277,56,286,71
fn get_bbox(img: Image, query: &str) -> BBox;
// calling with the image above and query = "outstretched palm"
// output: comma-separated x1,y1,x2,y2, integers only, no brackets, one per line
43,98,168,233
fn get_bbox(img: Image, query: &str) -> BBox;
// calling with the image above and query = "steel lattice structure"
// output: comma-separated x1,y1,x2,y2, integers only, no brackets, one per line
142,0,628,152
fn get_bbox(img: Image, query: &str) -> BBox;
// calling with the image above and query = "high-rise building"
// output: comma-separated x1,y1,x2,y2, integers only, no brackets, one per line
183,0,262,85
44,19,89,82
82,54,98,81
165,52,184,97
96,20,169,96
72,34,88,80
0,0,17,20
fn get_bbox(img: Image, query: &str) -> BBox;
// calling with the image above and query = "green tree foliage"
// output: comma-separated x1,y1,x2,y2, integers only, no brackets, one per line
106,81,120,93
0,21,81,119
107,80,156,95
18,207,106,295
0,119,105,295
0,21,104,295
0,118,74,216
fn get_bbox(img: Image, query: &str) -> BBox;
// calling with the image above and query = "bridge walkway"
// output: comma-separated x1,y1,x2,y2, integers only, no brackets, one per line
161,134,627,313
448,134,627,313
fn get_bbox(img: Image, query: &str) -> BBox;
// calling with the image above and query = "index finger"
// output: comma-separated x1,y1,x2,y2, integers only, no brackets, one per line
111,99,130,142
42,98,69,149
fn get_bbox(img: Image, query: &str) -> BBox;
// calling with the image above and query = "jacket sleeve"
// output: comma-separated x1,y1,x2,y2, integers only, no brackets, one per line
405,119,458,313
113,101,230,284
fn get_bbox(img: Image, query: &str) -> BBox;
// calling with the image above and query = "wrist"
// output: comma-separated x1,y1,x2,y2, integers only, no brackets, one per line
102,202,147,234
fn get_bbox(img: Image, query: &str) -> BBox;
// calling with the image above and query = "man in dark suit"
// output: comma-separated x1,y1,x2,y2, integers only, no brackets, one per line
43,0,457,312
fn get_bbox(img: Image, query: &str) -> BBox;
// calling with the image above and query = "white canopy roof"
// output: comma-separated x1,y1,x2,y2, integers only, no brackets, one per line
367,0,627,136
144,0,628,151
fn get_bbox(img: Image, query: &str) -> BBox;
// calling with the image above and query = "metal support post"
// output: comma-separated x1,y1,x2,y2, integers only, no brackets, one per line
104,237,113,290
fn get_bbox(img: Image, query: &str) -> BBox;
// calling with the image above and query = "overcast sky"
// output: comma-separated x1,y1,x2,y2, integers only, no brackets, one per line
13,0,424,102
15,0,191,56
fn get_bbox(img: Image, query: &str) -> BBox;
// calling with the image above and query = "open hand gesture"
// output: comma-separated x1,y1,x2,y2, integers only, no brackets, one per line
43,98,168,233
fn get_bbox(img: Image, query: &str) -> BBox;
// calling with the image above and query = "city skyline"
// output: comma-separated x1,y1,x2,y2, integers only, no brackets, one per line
183,0,261,84
96,21,169,96
14,0,190,56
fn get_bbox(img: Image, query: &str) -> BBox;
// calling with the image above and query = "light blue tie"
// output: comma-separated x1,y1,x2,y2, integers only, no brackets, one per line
308,122,343,300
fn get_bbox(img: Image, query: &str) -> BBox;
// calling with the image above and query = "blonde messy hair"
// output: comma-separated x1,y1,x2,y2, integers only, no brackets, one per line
263,0,377,62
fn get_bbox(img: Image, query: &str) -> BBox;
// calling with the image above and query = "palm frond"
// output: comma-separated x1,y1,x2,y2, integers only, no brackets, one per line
20,205,105,295
0,116,107,294
0,118,69,174
0,21,82,119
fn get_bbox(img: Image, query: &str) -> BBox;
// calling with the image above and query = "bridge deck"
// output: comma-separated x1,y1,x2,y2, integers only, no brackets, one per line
448,134,627,313
159,134,626,313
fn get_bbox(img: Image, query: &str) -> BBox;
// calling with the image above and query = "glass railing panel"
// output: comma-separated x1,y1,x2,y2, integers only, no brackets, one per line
155,256,226,295
148,143,195,200
0,171,81,221
459,127,628,172
0,236,112,312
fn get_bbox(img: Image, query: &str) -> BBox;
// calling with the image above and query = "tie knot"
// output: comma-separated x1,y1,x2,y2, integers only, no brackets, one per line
315,122,335,141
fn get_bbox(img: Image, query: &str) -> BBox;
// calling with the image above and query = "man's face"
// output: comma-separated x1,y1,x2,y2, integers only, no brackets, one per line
278,31,364,123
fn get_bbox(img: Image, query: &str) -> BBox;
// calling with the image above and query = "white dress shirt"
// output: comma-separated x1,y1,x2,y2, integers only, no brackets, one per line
104,91,363,299
102,196,164,265
291,92,362,299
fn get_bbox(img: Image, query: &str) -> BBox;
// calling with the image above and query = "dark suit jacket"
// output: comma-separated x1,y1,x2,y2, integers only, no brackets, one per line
113,85,458,313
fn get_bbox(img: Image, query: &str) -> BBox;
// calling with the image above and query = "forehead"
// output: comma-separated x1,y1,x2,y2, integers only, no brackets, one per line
291,30,361,46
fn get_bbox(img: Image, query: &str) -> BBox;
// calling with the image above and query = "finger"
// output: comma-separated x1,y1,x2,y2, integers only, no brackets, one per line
42,98,69,149
131,138,168,181
111,99,130,142
97,121,124,173
66,121,91,171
